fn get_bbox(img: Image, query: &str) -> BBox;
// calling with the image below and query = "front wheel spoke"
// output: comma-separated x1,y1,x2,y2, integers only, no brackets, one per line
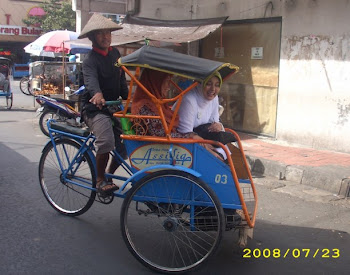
121,170,223,273
39,139,96,216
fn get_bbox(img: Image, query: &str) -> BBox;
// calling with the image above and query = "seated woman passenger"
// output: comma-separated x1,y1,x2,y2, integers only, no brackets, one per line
131,69,223,159
131,69,185,137
176,72,248,178
177,72,223,134
176,72,228,156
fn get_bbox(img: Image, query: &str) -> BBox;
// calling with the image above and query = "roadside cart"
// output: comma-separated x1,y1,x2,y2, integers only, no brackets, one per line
29,61,83,99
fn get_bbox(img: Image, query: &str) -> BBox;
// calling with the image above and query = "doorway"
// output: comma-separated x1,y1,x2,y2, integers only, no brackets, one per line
201,18,281,136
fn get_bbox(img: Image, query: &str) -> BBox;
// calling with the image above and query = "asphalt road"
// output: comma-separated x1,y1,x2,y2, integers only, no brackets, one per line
1,80,350,274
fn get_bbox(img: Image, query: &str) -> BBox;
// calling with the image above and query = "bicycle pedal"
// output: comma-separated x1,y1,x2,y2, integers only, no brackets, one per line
97,192,114,204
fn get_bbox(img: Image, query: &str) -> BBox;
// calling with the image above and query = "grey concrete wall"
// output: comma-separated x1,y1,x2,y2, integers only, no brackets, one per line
136,0,283,20
72,0,127,32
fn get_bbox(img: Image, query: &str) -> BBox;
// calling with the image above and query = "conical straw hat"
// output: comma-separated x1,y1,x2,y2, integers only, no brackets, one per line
78,13,122,39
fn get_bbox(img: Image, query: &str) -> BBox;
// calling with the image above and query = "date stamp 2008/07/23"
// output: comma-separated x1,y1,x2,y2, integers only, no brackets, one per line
242,248,340,259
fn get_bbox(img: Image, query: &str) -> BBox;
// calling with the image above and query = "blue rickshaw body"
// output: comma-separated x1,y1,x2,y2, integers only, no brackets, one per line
124,139,243,210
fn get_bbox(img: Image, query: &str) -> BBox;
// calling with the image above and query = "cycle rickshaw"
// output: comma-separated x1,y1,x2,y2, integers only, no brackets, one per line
39,46,257,273
0,57,13,110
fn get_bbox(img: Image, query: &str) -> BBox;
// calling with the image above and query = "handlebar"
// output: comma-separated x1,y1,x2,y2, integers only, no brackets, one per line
105,100,122,106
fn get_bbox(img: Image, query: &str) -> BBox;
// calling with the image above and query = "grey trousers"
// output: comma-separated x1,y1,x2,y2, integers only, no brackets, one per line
83,112,127,159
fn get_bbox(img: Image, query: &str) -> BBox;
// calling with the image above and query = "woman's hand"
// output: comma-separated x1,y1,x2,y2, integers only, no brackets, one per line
190,133,209,147
90,92,105,110
207,122,224,132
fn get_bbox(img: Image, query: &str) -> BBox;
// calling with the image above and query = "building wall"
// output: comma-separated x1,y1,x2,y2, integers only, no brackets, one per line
72,0,127,33
277,0,350,152
132,0,350,153
0,0,46,63
0,0,44,43
71,0,350,153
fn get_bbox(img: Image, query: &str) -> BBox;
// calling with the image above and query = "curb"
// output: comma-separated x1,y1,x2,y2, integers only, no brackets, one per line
246,155,350,197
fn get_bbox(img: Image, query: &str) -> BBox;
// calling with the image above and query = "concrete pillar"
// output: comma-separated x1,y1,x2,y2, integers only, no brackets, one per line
72,0,127,32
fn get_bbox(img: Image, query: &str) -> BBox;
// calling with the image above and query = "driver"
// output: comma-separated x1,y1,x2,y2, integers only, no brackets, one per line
78,13,128,196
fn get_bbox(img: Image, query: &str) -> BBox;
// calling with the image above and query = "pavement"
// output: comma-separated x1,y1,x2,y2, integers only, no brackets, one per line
6,79,350,198
239,132,350,198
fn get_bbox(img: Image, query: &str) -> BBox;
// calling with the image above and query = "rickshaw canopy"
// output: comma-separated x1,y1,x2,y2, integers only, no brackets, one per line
118,46,239,84
0,57,12,63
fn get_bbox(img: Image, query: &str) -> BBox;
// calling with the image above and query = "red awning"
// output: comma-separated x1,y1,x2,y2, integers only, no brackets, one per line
28,7,46,17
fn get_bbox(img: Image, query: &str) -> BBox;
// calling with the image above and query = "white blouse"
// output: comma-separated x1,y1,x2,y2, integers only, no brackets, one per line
176,86,220,134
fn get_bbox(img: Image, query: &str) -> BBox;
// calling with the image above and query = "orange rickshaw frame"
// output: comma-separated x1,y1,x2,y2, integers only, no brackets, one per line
113,45,258,229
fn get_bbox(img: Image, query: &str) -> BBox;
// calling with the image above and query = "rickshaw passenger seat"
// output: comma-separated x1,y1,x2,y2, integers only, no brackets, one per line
226,143,249,179
0,66,9,77
51,121,90,137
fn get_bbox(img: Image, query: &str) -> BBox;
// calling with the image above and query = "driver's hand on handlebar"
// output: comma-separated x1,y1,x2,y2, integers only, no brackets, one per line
90,92,105,110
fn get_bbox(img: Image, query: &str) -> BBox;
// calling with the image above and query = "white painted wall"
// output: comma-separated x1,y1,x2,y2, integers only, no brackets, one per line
277,0,350,152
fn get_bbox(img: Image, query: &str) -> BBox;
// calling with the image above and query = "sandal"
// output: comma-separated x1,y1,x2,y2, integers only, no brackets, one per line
97,180,119,196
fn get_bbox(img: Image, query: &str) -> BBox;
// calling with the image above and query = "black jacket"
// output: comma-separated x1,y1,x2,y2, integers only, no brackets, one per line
82,47,128,118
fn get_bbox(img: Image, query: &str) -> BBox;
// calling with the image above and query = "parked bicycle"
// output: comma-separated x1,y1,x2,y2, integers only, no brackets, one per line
19,76,33,96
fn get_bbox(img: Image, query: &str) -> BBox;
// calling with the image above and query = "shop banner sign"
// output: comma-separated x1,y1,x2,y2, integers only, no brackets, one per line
0,25,41,36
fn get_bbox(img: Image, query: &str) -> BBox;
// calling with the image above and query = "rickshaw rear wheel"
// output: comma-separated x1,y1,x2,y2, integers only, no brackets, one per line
6,92,12,110
38,138,96,216
120,170,224,274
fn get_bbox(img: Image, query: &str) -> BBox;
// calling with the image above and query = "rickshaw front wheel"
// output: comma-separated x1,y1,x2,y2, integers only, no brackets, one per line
38,138,96,216
120,170,224,274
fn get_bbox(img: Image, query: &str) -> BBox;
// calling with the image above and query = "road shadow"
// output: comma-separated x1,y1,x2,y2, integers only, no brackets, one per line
198,221,350,274
30,207,350,274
